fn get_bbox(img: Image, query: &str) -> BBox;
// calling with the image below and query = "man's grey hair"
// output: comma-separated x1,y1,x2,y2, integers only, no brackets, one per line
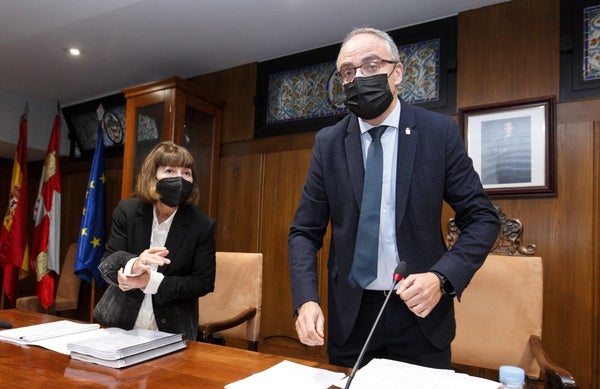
337,27,400,67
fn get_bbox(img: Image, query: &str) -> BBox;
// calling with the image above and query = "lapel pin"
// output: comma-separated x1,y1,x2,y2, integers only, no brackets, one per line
405,127,411,135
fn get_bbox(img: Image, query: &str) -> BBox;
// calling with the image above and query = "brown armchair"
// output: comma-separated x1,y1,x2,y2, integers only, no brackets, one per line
16,243,80,315
197,252,263,351
446,206,578,389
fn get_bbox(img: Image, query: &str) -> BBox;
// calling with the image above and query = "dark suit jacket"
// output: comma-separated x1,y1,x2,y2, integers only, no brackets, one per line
94,198,216,340
289,99,499,349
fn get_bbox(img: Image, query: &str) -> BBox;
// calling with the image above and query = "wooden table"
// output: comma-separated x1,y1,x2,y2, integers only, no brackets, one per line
0,309,347,388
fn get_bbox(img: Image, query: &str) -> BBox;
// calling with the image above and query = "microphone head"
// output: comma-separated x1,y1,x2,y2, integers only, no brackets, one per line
0,320,13,329
393,261,407,281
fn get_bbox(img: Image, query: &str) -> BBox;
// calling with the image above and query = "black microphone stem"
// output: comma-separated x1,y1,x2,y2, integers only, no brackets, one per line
344,279,399,389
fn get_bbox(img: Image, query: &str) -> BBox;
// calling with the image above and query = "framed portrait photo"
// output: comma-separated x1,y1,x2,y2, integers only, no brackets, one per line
459,96,556,198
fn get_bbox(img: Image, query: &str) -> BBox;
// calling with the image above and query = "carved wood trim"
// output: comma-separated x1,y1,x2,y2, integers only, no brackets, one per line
446,205,536,256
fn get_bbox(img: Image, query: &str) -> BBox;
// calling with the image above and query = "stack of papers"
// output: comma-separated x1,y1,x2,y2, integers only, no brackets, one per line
0,319,186,368
223,358,500,389
334,358,500,389
67,327,187,368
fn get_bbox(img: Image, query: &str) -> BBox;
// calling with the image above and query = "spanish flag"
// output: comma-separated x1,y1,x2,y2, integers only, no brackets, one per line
0,111,29,304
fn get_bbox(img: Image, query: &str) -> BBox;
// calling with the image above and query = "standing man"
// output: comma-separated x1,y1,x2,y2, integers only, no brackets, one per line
288,27,499,369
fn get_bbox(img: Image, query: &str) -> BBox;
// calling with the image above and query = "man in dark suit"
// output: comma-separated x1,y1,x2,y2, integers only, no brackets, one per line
288,27,499,369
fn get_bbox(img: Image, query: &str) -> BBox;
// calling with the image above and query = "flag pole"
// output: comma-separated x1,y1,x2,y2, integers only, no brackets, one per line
89,277,96,323
89,104,102,323
89,279,95,323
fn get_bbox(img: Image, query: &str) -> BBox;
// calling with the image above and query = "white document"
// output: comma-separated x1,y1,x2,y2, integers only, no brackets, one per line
0,320,100,343
33,327,106,355
0,320,101,354
225,360,346,389
334,358,500,389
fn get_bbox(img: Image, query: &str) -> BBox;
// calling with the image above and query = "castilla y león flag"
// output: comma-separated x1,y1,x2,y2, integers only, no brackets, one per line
30,114,62,309
0,113,29,304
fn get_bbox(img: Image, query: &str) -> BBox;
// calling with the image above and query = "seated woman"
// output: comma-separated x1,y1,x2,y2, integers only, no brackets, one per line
94,141,216,340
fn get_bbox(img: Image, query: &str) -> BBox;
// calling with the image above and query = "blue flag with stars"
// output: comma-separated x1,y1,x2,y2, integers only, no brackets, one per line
74,110,106,289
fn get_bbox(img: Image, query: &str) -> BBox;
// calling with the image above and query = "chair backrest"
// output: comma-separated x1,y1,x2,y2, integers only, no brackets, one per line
198,251,263,341
447,205,543,378
15,242,80,313
452,253,543,378
54,243,81,311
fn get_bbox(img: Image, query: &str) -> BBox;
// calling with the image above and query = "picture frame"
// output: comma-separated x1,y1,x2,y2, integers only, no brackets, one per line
459,96,556,198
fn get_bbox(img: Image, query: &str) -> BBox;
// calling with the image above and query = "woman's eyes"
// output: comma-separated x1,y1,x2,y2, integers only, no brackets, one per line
160,167,191,176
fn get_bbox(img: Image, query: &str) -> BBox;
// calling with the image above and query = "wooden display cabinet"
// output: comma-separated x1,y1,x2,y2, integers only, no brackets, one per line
121,76,224,218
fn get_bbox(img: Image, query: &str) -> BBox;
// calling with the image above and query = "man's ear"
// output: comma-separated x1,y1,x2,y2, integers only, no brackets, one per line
393,62,404,88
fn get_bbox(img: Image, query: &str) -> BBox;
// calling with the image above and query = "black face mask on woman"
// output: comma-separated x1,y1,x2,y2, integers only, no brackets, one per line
343,73,394,120
156,176,193,207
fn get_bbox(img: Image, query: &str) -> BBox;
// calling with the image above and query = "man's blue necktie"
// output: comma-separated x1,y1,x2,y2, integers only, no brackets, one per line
349,125,386,288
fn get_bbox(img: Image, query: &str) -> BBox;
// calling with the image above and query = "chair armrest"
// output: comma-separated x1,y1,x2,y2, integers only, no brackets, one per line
529,335,578,388
198,307,257,342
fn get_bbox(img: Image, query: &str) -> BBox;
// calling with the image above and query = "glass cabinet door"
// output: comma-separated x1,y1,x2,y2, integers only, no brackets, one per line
133,102,164,179
184,106,218,216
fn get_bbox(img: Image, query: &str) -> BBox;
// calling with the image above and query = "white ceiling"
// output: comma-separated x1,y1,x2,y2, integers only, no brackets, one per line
0,0,507,107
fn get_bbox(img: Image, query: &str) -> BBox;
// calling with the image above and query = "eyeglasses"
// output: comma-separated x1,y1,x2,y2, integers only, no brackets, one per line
336,58,398,83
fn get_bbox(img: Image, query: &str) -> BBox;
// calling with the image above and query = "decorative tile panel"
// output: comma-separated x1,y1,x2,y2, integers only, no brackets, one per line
266,62,346,125
583,5,600,81
265,39,441,124
397,38,440,103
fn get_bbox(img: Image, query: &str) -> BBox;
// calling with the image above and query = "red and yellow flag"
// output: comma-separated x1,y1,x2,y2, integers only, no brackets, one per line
30,114,62,309
0,113,29,304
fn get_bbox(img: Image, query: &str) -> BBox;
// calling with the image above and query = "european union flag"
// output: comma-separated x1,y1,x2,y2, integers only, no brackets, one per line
74,109,106,289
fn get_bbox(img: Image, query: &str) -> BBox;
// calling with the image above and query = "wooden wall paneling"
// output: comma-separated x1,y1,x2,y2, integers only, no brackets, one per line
557,98,600,123
457,0,559,109
550,121,598,389
594,121,600,389
221,131,317,158
190,63,257,144
491,120,596,389
215,153,264,252
258,149,327,357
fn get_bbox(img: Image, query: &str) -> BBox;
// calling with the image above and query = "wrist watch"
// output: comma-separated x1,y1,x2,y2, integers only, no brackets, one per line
432,271,456,297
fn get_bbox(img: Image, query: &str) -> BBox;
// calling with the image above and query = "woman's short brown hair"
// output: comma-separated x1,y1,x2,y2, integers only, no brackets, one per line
134,141,200,207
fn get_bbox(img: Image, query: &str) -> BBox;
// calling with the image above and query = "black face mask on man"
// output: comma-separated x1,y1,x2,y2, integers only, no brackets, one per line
343,73,394,120
156,176,193,207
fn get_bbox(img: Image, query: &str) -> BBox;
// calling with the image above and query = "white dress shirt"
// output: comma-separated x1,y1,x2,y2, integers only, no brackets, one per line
124,207,176,330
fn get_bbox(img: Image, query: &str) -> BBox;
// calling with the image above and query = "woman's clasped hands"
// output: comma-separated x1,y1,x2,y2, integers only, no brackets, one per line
118,247,171,291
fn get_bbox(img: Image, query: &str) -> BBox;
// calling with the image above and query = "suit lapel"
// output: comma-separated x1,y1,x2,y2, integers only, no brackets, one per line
162,206,190,273
345,118,365,208
395,100,418,229
134,202,153,254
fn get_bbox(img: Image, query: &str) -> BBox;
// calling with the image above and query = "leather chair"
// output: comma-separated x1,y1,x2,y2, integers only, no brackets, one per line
446,206,578,388
16,243,81,315
197,251,263,351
